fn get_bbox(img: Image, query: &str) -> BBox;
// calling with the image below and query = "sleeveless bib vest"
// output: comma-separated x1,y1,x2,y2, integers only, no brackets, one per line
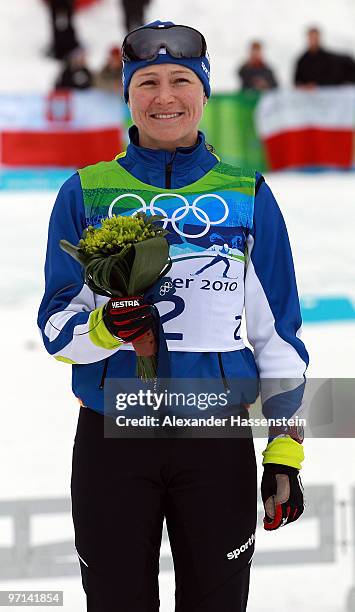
78,160,255,353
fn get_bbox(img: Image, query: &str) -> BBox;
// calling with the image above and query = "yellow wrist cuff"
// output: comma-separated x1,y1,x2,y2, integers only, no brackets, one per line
89,305,122,350
262,436,304,470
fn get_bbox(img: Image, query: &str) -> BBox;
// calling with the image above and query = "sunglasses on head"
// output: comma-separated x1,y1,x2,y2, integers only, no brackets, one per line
122,25,207,63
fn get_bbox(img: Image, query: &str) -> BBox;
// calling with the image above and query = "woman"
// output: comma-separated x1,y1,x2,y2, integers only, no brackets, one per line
38,21,308,612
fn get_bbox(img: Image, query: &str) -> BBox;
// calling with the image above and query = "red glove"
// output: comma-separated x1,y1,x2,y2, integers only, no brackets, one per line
103,296,156,356
261,463,305,530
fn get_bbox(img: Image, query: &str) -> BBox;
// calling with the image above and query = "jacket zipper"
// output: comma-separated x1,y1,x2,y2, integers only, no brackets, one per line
165,163,172,188
99,357,109,390
165,153,176,188
218,352,230,394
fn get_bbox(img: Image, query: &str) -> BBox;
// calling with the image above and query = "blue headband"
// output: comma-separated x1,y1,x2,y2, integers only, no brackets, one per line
122,20,211,102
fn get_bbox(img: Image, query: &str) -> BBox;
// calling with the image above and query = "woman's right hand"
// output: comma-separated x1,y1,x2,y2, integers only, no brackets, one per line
103,296,155,345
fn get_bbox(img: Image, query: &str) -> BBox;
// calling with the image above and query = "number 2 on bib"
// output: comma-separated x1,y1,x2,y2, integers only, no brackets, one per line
155,294,185,340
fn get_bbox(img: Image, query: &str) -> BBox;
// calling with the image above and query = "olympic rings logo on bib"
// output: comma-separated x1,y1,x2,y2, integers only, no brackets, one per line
107,193,229,238
159,280,173,296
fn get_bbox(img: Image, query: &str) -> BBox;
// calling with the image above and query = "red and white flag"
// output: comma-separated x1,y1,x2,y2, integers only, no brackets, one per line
256,86,355,170
0,90,124,167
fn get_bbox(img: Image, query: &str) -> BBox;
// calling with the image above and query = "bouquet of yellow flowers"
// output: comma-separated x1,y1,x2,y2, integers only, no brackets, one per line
60,213,171,379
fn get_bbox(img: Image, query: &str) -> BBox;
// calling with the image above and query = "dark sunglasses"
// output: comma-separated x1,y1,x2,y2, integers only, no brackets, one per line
122,25,207,62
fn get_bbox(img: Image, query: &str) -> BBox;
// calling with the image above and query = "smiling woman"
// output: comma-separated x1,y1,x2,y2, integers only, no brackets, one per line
37,18,309,612
128,64,207,150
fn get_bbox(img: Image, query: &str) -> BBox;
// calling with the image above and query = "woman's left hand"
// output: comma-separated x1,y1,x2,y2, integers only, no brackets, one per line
261,463,305,530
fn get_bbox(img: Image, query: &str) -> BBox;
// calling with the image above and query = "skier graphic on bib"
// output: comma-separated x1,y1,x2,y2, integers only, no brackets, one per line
193,242,231,277
191,231,245,278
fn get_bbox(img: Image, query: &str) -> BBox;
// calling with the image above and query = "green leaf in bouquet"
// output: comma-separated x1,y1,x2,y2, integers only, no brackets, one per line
59,239,91,266
83,244,134,297
107,246,135,295
146,215,163,224
128,236,171,295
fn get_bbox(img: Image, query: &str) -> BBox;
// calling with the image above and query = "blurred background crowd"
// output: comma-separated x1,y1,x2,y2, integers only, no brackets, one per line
238,28,355,91
46,0,153,93
1,1,354,182
44,1,355,95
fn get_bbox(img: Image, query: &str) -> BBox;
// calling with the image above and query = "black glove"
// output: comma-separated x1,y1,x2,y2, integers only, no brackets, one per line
103,296,155,343
261,463,304,530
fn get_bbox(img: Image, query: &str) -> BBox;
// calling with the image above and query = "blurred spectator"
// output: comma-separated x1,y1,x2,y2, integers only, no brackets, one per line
340,54,355,83
94,46,123,94
46,0,80,60
120,0,151,34
238,41,278,91
55,48,93,90
294,27,355,87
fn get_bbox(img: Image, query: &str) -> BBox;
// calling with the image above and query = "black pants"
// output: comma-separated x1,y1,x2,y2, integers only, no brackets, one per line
71,407,257,611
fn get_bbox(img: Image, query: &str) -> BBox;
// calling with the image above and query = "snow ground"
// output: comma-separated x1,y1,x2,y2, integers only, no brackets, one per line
1,174,355,610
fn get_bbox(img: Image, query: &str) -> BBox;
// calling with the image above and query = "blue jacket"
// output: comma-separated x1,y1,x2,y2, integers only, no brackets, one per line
38,127,309,425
